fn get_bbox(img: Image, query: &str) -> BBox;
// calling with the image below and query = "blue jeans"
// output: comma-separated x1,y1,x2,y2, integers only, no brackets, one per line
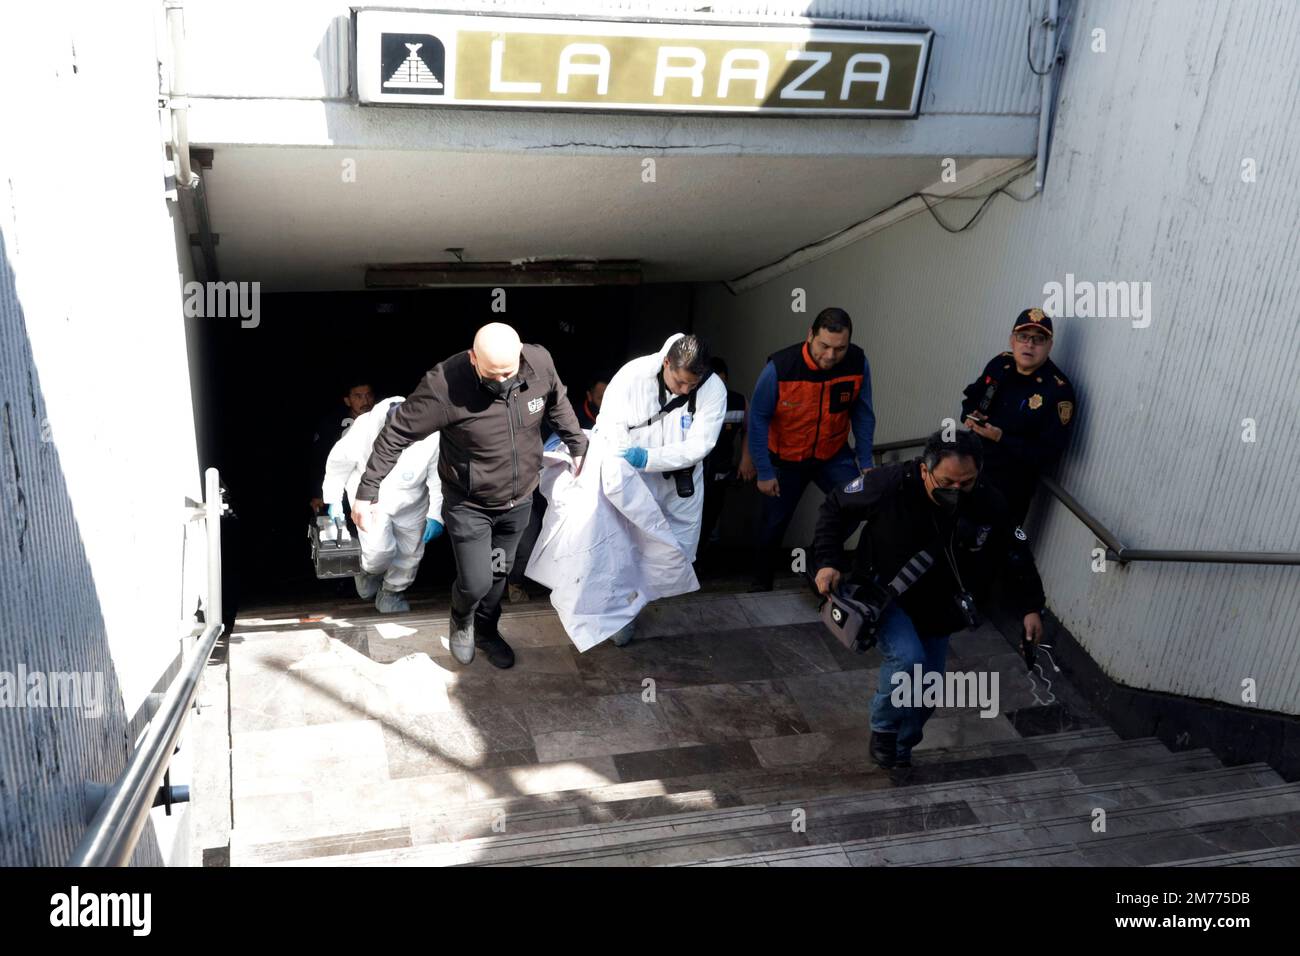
753,447,861,586
870,604,951,760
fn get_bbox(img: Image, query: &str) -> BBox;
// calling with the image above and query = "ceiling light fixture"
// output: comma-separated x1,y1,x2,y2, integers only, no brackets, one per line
365,260,641,288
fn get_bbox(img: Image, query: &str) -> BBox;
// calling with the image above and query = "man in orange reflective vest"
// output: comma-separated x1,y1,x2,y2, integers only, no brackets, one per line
748,308,876,591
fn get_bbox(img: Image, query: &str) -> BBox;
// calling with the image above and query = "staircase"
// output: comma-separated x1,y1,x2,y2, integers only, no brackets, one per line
203,585,1300,867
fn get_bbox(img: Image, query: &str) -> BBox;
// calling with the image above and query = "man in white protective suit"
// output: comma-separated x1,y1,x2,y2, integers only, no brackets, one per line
322,396,444,614
592,333,727,645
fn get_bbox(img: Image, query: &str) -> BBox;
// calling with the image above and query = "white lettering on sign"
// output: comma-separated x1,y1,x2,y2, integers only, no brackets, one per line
654,46,707,97
489,38,541,93
557,43,610,94
356,10,932,116
717,48,768,98
841,52,890,101
781,50,830,100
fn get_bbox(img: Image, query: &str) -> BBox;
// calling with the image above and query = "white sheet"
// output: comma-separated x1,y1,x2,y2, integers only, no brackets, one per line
525,440,699,651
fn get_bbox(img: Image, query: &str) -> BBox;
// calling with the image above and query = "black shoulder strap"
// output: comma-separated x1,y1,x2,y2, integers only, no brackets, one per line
885,551,935,597
630,370,690,430
631,368,707,430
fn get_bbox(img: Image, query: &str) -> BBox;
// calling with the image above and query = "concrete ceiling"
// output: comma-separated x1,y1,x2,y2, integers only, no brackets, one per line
200,146,969,291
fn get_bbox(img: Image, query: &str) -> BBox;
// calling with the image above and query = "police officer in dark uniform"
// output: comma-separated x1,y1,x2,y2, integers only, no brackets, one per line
961,308,1076,525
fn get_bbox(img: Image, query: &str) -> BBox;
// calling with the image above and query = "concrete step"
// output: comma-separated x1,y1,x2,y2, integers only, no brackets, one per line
686,805,1300,867
231,726,1125,863
235,582,818,633
451,759,1281,867
710,782,1300,867
686,780,1300,868
1163,845,1300,866
258,747,1258,867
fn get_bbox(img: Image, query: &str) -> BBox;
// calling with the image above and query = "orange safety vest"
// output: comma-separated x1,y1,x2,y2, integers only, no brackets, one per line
767,341,866,464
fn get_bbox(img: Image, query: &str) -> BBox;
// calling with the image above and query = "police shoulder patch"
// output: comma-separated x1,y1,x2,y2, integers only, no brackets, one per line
1014,526,1028,542
843,475,865,494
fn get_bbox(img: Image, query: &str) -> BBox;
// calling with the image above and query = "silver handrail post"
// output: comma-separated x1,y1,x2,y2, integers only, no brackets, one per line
67,468,226,866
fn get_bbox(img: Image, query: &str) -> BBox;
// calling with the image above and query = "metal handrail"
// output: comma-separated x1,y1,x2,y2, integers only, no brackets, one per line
68,467,226,866
872,438,1300,567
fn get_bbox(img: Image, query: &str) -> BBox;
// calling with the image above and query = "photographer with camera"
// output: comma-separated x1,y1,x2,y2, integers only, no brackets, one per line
812,429,1047,771
591,333,727,646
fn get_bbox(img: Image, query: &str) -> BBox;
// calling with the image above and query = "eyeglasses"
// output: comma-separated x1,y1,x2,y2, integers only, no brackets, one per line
1013,332,1049,346
926,467,979,492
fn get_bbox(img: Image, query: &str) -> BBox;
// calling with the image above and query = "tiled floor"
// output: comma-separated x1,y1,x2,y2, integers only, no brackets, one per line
216,585,1108,858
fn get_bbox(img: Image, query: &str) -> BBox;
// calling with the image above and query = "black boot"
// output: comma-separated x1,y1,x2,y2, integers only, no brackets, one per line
475,631,516,669
869,731,898,769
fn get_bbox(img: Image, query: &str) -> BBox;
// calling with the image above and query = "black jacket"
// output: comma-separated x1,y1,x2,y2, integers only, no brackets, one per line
356,345,589,510
813,459,1046,636
960,354,1076,512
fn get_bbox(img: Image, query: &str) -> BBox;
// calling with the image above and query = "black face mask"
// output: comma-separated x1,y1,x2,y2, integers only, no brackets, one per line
926,468,969,513
931,485,962,513
479,375,518,398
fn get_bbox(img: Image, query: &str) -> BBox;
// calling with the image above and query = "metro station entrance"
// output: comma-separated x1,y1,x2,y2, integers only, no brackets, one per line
191,283,683,608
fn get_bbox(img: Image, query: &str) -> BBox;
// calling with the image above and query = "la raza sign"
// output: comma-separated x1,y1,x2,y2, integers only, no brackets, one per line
354,10,932,117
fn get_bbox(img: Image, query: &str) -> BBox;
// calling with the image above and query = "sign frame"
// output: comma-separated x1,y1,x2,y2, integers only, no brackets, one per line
352,7,933,118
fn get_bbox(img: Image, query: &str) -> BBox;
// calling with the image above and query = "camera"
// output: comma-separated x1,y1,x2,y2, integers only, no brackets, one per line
667,467,695,498
821,577,894,653
953,591,981,630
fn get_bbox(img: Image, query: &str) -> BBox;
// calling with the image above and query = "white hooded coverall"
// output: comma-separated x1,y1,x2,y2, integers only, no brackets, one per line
591,333,727,562
322,396,443,592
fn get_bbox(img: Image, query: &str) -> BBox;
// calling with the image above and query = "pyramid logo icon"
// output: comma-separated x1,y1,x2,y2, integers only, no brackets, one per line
379,33,446,96
385,43,442,89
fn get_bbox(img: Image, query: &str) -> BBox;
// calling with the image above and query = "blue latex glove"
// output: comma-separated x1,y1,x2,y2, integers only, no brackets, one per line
622,446,648,469
423,518,444,543
327,503,343,521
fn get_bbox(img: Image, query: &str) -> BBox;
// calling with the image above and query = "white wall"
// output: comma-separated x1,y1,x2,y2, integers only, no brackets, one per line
0,3,204,865
695,0,1300,714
